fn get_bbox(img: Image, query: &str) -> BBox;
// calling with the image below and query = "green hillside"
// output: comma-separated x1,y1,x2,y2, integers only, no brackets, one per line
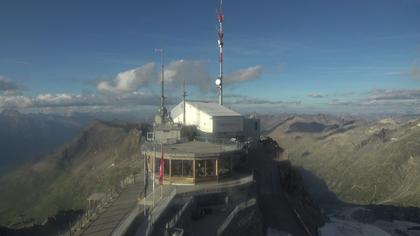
0,121,144,228
269,116,420,208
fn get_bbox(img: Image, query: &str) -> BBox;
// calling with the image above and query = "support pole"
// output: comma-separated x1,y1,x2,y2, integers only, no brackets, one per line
161,144,163,199
217,0,224,105
183,79,187,124
155,48,166,123
153,142,156,207
219,46,223,105
216,159,219,180
143,152,146,216
193,160,196,183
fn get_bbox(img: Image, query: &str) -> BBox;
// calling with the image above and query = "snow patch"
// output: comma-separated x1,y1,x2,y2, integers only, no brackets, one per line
320,217,391,236
322,207,420,236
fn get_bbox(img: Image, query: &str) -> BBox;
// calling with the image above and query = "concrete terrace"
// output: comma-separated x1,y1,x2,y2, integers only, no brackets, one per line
78,172,253,236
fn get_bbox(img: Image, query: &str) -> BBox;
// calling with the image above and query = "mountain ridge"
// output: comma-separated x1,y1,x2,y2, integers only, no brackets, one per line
268,114,420,208
0,109,89,173
0,120,145,228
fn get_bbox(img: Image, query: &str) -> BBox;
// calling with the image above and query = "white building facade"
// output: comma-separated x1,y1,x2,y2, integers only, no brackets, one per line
171,101,243,135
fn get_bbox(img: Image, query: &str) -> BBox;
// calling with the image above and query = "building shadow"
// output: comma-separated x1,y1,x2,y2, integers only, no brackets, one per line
296,166,420,225
295,166,344,212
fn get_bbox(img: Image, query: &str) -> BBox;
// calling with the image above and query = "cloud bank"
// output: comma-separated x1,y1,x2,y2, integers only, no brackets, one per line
97,63,156,94
0,76,22,93
409,62,420,80
224,65,262,84
1,61,264,114
0,92,181,113
307,93,326,98
164,60,212,91
368,89,420,101
96,60,262,94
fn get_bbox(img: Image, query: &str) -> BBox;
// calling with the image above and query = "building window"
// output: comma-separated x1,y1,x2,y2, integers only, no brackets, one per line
196,159,216,177
171,160,193,177
206,160,216,176
183,160,193,177
218,158,231,176
196,160,206,177
172,160,183,177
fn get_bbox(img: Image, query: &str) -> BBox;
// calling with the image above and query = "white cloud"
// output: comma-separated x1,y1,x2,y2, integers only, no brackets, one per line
164,60,211,91
368,89,420,101
409,62,420,80
307,93,326,98
33,93,102,107
96,60,214,93
224,65,262,84
0,91,174,111
0,62,267,114
222,94,301,107
0,95,32,108
324,89,420,115
0,75,22,92
95,61,263,96
0,93,96,108
97,63,156,94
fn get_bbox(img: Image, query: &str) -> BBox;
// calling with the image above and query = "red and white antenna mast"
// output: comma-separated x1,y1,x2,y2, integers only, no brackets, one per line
215,0,224,105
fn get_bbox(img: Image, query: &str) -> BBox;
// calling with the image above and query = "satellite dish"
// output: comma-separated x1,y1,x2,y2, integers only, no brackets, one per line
215,78,221,86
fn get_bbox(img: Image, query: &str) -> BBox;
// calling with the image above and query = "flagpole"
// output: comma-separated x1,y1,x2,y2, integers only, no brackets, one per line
160,144,163,199
153,141,156,207
143,151,146,216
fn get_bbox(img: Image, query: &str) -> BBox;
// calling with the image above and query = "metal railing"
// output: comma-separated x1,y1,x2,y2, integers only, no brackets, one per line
145,188,177,236
167,197,193,229
62,174,140,236
216,198,257,236
195,136,240,145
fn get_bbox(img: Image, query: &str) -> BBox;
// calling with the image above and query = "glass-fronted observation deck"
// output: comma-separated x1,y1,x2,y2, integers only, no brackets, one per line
142,139,244,185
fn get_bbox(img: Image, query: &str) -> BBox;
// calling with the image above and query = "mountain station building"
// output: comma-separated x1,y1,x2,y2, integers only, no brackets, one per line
143,101,260,185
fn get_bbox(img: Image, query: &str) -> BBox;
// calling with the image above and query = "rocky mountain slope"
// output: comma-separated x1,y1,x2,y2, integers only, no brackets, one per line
268,115,420,208
0,120,145,228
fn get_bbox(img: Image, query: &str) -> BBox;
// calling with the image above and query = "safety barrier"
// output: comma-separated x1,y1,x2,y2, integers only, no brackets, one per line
145,189,177,236
216,198,256,236
167,197,193,229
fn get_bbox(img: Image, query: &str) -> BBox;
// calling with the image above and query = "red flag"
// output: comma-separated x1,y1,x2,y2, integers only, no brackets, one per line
159,145,164,185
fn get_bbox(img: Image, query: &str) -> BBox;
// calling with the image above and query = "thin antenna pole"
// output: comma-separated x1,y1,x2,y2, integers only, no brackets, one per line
217,0,224,105
183,79,187,124
155,48,165,123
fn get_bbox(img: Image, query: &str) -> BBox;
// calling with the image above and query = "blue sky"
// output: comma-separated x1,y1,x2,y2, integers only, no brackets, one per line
1,0,420,116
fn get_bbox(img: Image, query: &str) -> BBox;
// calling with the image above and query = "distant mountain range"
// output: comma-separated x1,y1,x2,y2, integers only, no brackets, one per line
3,110,420,229
0,109,93,173
0,120,145,228
268,115,420,208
